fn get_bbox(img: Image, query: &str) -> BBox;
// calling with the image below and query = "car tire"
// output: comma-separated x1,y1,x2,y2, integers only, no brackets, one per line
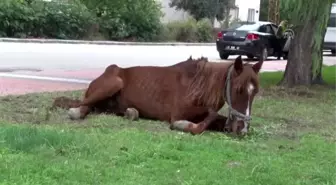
283,52,288,60
219,52,229,60
331,49,336,56
247,54,254,60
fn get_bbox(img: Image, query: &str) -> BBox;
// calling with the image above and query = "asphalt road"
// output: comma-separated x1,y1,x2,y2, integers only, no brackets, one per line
0,42,335,71
0,42,334,96
0,42,222,71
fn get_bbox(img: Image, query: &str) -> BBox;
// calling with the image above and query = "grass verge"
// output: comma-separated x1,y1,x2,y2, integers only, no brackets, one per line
0,66,335,185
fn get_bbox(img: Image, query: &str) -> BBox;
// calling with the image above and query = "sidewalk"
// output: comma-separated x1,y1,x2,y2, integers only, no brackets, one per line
0,37,215,46
0,77,87,96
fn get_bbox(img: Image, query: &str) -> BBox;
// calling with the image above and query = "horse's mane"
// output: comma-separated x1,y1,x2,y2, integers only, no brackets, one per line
185,58,227,108
171,56,208,78
185,58,258,108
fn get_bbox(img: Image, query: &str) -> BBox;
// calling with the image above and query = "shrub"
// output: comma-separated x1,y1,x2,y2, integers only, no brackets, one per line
162,18,214,42
0,0,96,39
32,0,96,39
163,18,198,42
80,0,163,41
196,18,213,42
0,0,35,38
0,0,162,41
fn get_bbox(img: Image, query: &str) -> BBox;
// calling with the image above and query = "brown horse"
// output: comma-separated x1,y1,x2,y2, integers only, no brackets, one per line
53,55,263,135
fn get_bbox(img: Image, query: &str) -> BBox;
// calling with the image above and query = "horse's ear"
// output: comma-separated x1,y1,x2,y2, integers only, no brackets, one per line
252,58,263,73
234,55,243,73
188,55,192,60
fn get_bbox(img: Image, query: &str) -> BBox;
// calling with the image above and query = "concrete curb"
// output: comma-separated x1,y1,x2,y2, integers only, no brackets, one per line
0,37,216,46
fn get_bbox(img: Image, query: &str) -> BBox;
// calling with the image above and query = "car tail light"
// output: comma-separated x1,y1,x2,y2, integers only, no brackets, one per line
246,33,259,40
217,32,223,39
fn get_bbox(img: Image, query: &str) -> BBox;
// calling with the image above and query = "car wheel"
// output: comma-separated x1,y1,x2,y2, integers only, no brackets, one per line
219,52,229,60
331,49,336,56
283,52,288,60
247,54,254,60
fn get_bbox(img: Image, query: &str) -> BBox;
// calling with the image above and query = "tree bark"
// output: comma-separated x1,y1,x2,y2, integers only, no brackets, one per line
311,40,325,85
223,7,230,28
311,21,330,85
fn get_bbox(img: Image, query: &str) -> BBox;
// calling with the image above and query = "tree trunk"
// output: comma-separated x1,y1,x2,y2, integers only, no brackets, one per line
278,0,333,87
278,22,315,87
311,14,332,85
223,7,230,28
268,0,280,24
311,39,325,85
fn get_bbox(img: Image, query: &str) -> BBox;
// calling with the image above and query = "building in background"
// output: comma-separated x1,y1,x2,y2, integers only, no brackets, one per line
233,0,261,22
159,0,261,27
159,0,192,23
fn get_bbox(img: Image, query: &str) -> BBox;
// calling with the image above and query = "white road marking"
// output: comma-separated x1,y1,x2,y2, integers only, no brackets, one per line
0,73,91,84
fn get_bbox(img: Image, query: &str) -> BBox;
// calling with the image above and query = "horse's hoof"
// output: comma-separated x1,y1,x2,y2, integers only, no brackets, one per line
68,107,81,120
124,108,139,121
170,120,191,131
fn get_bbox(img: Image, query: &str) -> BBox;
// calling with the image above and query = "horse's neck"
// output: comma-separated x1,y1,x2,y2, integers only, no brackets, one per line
186,63,227,108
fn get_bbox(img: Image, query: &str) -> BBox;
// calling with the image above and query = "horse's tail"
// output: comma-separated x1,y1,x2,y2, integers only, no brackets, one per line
52,96,81,110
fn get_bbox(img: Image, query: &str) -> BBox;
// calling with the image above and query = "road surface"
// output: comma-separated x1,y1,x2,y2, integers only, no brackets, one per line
0,42,335,96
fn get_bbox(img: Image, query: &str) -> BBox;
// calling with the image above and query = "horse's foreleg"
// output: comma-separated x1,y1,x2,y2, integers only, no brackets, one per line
68,77,124,120
170,108,219,135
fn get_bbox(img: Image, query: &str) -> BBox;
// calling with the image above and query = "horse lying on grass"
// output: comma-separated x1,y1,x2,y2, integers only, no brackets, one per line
53,55,263,135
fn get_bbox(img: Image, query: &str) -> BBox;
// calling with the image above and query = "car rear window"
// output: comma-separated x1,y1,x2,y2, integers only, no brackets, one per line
235,24,260,31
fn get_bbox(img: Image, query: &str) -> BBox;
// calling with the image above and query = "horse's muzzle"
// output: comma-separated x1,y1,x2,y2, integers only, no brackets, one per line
231,120,249,135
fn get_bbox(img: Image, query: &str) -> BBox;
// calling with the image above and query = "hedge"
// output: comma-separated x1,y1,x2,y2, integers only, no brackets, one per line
0,0,215,42
0,0,163,41
0,0,96,39
159,18,215,42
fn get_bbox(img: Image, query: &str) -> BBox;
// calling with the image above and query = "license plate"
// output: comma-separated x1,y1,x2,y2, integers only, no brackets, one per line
226,46,239,50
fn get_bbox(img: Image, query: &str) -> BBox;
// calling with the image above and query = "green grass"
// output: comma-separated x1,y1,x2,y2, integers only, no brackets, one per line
0,66,335,185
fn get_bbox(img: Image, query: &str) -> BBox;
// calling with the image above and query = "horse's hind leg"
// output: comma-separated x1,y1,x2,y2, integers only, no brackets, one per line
68,76,124,120
124,108,139,121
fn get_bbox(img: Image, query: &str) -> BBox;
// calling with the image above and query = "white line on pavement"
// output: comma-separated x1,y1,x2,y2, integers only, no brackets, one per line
0,73,92,84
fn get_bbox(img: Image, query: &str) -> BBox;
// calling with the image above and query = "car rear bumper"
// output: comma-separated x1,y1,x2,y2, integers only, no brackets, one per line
323,42,336,50
216,39,262,56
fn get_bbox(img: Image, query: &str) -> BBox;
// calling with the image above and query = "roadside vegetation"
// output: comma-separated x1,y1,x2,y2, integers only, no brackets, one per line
0,0,216,42
0,66,335,185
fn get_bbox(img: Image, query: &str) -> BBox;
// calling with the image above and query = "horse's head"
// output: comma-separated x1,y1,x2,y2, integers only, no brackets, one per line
225,55,263,135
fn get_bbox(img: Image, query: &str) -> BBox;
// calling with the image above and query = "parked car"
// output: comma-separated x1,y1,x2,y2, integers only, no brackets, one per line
323,4,336,56
216,21,288,60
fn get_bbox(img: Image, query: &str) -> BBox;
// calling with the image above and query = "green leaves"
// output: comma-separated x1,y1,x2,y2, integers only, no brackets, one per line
0,0,163,41
0,0,95,39
79,0,163,41
169,0,235,22
161,18,214,42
